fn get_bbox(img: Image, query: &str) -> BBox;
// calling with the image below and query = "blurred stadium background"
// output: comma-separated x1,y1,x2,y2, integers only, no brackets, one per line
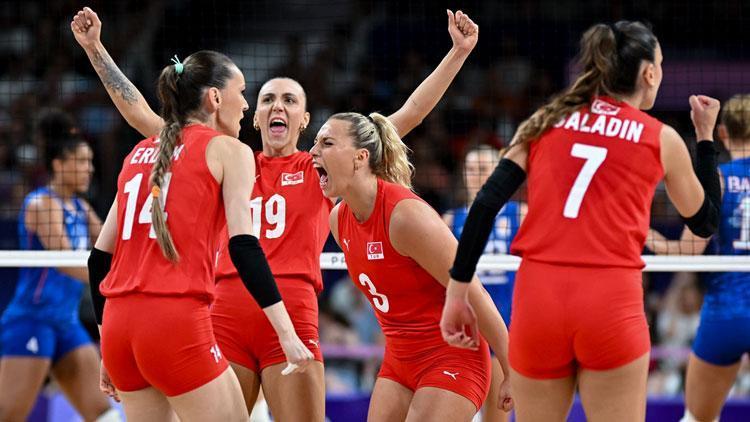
1,0,749,420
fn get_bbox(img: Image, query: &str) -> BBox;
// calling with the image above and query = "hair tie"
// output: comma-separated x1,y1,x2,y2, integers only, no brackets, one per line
365,114,375,124
151,185,161,198
170,55,184,75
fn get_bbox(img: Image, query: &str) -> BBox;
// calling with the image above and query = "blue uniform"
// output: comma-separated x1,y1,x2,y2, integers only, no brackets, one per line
447,201,522,325
693,157,750,365
1,187,92,361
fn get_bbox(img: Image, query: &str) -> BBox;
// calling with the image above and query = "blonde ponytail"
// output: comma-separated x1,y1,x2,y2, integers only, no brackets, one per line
369,113,414,188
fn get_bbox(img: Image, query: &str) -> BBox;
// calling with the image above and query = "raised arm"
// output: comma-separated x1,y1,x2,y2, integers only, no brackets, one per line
389,199,513,412
388,10,478,137
661,95,722,238
71,7,163,137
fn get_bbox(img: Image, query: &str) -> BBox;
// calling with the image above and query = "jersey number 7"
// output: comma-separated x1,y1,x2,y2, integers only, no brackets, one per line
563,143,608,219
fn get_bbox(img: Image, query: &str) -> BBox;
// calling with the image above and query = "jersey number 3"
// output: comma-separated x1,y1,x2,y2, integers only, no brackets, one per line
358,273,390,313
563,143,607,219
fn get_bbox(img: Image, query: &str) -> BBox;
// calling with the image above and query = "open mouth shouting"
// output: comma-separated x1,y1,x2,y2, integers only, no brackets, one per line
313,162,329,191
269,117,288,136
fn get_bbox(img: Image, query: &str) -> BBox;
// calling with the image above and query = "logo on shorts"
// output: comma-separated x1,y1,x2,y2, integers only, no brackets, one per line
343,238,350,251
281,171,304,186
591,99,621,116
308,339,320,348
367,242,384,260
26,337,39,354
209,344,222,363
442,370,459,380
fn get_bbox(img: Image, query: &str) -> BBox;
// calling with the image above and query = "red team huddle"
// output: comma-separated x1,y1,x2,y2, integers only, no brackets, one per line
64,6,725,422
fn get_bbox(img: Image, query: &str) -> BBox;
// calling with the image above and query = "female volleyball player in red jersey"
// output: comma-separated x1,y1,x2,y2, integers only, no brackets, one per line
73,6,480,420
442,21,722,421
309,111,513,421
76,49,313,420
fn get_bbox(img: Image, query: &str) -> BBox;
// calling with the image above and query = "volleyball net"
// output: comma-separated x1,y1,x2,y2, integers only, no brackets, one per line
1,0,749,402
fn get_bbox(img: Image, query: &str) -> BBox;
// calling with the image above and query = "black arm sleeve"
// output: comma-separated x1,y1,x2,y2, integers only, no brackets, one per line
449,159,526,282
683,141,721,238
228,234,282,308
87,248,112,325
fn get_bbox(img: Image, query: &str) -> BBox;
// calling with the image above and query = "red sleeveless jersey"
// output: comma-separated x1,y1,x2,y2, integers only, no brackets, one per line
102,125,226,300
215,151,332,292
511,97,663,268
337,179,447,340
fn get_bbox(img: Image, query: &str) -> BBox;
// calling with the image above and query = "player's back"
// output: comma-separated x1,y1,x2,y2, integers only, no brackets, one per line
3,188,89,323
102,124,226,301
338,179,446,344
511,97,663,268
702,156,750,320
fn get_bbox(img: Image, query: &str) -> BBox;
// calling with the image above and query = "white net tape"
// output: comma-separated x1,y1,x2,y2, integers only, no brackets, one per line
1,250,749,272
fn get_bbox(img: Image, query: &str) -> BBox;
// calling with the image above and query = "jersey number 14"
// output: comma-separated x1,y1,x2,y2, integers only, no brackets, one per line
122,172,172,240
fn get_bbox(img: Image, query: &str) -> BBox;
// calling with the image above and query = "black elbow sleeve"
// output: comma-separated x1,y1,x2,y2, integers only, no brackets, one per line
449,159,526,282
87,248,112,325
228,234,282,308
683,141,721,238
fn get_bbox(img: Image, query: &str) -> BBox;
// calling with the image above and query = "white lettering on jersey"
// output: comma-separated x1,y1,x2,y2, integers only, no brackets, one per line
560,111,644,143
728,176,750,193
130,144,186,165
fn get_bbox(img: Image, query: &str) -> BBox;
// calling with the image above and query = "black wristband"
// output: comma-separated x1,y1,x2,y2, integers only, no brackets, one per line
87,248,112,325
450,159,526,282
683,140,721,238
228,234,282,308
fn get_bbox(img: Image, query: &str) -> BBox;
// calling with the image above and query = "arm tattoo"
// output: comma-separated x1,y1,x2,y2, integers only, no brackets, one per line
91,50,139,105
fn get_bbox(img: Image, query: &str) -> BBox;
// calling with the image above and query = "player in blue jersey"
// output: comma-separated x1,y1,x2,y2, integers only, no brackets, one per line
647,94,750,422
443,145,525,422
0,110,117,422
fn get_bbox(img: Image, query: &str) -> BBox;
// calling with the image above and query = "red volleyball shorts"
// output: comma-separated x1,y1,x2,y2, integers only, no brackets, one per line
509,259,650,379
378,333,491,411
101,294,228,397
211,277,323,374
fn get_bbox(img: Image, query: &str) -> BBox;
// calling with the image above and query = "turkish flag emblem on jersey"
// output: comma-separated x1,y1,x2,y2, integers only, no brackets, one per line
591,99,621,116
367,242,384,260
281,171,304,186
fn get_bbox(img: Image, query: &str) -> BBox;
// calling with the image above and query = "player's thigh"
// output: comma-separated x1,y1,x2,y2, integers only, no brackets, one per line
261,360,325,422
230,361,261,413
166,366,248,422
119,386,177,422
368,377,414,422
52,344,112,420
510,367,576,422
577,353,649,422
0,356,51,422
407,386,477,422
685,353,741,422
